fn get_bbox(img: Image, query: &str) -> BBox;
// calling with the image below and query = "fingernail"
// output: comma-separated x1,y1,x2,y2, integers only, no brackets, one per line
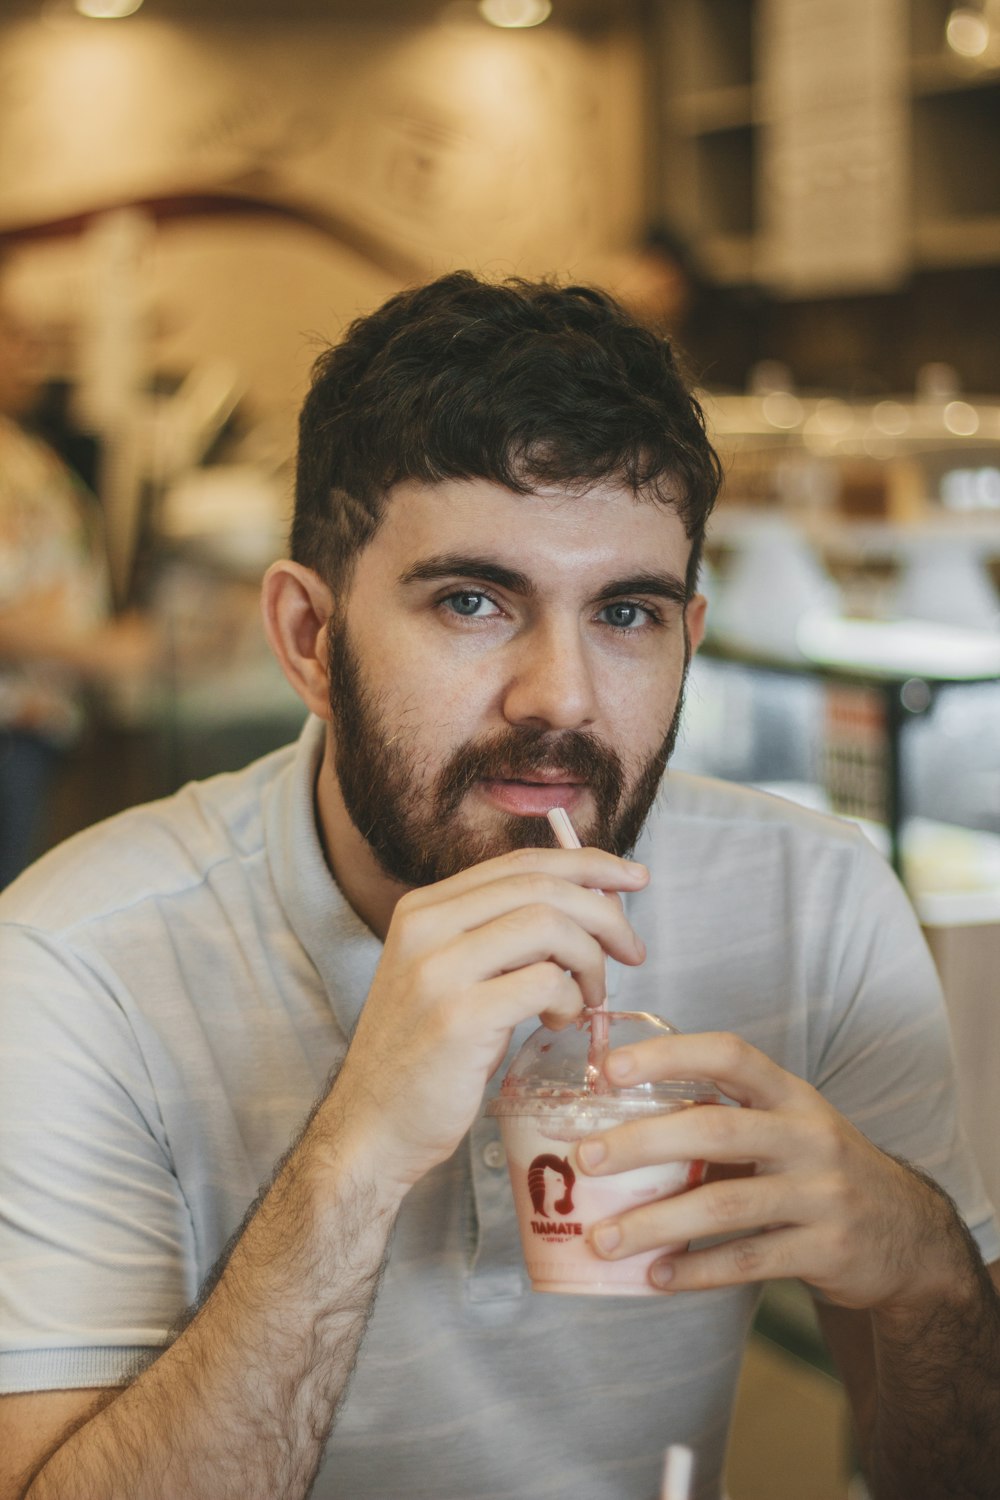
592,1223,621,1255
606,1049,635,1081
625,862,648,881
650,1259,675,1288
577,1139,607,1171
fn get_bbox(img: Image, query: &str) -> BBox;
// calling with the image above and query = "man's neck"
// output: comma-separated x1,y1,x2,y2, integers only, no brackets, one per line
313,738,407,942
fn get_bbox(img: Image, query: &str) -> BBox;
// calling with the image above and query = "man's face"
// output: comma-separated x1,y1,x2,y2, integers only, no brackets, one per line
324,477,704,888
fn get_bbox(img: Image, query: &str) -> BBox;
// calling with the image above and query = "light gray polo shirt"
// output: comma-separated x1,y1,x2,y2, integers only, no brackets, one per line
1,716,996,1500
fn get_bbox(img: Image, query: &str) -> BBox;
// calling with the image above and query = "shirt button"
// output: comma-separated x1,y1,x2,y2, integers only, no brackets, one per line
482,1140,506,1170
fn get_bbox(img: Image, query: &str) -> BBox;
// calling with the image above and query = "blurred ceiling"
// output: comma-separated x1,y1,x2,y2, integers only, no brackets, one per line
4,0,646,25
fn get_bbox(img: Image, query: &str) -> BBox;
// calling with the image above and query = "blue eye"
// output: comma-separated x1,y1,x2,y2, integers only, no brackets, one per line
602,602,644,629
443,591,497,618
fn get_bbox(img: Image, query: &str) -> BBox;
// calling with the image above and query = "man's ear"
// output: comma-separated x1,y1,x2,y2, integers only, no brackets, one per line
685,592,708,655
261,560,334,720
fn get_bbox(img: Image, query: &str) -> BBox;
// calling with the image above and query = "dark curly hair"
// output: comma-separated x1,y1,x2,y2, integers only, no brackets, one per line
292,271,722,595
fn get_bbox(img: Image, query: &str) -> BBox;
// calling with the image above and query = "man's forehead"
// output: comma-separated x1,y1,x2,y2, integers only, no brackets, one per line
379,475,689,549
360,479,690,596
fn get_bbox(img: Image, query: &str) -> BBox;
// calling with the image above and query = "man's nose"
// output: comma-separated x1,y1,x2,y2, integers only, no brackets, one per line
501,621,598,731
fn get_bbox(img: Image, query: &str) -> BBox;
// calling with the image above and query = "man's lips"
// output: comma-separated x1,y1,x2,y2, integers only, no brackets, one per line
496,770,584,785
478,775,587,816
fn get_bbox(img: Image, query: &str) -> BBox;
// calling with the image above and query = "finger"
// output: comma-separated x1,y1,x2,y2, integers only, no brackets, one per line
605,1031,807,1111
588,1170,814,1261
425,874,645,967
464,961,587,1038
495,961,590,1032
425,906,614,1009
647,1225,812,1293
575,1102,783,1176
398,846,649,911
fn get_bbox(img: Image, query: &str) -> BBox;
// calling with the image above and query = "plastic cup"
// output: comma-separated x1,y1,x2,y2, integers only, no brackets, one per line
486,1010,721,1296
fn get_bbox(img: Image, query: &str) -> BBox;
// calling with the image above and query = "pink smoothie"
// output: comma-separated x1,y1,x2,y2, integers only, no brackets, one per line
498,1102,706,1295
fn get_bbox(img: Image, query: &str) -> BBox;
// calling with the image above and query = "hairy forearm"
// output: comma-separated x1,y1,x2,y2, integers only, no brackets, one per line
24,1101,401,1500
865,1192,1000,1499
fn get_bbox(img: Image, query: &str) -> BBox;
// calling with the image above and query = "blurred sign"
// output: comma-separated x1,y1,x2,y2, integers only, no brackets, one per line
758,0,909,295
822,681,889,825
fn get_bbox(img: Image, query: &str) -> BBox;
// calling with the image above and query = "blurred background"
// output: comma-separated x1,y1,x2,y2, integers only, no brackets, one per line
1,1,998,1494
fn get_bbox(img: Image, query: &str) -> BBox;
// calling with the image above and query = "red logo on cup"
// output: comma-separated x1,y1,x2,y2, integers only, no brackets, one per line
527,1154,575,1217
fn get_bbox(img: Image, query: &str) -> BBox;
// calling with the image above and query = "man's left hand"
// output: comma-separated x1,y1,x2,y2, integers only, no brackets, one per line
577,1030,968,1311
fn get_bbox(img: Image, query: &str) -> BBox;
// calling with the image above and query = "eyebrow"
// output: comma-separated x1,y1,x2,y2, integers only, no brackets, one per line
399,554,534,594
398,554,690,606
592,572,690,608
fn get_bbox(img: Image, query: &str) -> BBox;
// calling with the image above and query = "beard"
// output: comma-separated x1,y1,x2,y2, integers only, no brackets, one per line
326,616,689,888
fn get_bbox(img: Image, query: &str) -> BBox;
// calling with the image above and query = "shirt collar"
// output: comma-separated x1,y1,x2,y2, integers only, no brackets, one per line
262,715,383,1037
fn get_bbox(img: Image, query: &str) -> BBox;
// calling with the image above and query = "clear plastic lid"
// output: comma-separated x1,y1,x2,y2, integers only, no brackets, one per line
486,1010,720,1118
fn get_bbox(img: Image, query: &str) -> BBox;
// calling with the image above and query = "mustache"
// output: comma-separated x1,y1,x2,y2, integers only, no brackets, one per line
434,727,624,819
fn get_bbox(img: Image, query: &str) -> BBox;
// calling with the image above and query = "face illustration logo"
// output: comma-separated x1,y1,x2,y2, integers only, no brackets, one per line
527,1154,575,1218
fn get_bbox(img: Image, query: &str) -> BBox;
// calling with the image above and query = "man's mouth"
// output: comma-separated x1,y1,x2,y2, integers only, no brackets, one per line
499,770,584,785
478,773,587,816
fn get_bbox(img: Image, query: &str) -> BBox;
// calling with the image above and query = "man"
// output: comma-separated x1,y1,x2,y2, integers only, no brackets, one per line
1,274,998,1500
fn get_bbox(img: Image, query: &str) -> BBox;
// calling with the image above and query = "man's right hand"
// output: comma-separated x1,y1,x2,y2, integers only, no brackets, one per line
325,846,650,1196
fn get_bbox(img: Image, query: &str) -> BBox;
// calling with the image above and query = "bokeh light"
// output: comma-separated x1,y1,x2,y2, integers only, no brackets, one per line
75,0,144,18
943,400,981,436
478,0,553,29
945,7,991,57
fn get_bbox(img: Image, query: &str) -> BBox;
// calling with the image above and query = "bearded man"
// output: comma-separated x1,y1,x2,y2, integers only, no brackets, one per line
1,274,998,1500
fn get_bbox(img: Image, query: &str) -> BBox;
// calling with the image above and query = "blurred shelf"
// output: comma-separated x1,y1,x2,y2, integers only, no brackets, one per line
702,391,1000,443
700,232,756,284
910,54,1000,96
668,85,755,134
914,213,1000,268
707,507,1000,560
654,0,1000,288
912,81,1000,225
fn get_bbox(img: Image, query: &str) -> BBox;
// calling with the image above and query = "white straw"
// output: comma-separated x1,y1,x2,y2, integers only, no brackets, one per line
546,806,609,1057
662,1444,695,1500
546,805,582,850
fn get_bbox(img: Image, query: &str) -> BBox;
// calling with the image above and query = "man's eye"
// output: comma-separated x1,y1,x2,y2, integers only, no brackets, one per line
443,591,498,618
601,602,648,630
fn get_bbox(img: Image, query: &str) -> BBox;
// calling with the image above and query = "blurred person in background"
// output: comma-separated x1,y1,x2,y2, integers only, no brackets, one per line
0,291,154,887
606,223,761,391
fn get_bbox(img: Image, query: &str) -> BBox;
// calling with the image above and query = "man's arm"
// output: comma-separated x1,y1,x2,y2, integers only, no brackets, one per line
0,1390,113,1500
11,1095,400,1500
2,845,647,1500
819,1256,1000,1500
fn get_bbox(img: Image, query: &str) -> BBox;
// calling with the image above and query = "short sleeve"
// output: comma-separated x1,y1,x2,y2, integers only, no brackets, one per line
814,835,1000,1267
0,924,197,1394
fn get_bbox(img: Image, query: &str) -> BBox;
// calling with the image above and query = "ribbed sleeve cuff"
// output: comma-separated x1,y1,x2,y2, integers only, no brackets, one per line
0,1345,161,1394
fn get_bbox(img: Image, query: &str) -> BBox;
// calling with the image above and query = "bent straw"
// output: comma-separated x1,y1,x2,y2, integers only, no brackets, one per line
546,807,610,1069
662,1444,695,1500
